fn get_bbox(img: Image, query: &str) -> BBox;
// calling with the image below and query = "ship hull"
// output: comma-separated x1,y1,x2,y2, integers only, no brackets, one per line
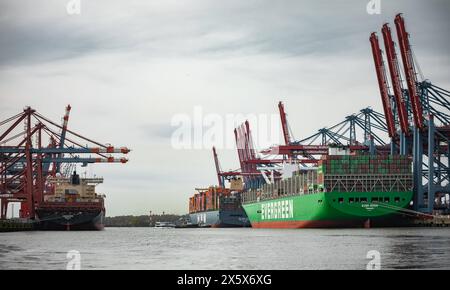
243,190,414,229
189,208,250,228
36,209,104,231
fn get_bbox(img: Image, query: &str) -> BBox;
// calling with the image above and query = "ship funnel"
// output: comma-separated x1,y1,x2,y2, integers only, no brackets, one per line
71,170,80,185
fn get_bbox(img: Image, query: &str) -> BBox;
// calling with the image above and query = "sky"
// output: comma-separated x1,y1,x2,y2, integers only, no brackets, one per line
0,0,449,216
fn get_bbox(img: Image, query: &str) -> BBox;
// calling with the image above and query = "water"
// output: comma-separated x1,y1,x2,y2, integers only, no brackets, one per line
1,227,450,270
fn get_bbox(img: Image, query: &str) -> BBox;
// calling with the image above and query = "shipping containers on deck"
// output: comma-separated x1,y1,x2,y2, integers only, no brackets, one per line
188,185,250,227
318,154,411,175
188,187,231,214
318,154,412,194
242,154,413,203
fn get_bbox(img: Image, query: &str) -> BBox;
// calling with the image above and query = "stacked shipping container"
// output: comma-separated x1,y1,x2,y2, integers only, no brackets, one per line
188,187,231,214
242,169,318,203
242,154,413,203
318,154,411,175
318,155,412,193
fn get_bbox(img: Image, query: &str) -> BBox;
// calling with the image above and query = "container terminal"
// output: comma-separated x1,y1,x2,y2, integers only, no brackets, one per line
0,105,130,231
196,14,450,228
1,14,449,231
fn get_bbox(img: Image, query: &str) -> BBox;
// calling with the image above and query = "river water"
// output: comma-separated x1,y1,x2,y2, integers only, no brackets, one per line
1,227,449,270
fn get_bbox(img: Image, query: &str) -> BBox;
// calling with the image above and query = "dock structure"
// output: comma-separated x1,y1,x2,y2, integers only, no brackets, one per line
0,219,35,232
412,215,450,227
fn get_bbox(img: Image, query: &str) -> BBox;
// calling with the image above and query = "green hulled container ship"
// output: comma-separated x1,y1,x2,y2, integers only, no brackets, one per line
242,154,413,228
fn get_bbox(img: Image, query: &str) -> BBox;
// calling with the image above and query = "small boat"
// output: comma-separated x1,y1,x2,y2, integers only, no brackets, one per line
154,221,176,228
198,222,211,228
174,217,198,228
174,222,198,228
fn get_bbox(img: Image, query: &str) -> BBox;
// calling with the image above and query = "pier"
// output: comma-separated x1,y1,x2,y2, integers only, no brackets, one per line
0,219,35,232
412,215,450,227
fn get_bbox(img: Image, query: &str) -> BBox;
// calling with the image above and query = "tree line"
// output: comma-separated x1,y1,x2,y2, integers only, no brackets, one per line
105,214,183,227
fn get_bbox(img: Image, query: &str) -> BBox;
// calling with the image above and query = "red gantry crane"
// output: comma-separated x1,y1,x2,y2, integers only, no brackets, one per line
370,32,397,140
395,14,424,131
0,105,130,220
212,146,224,188
278,101,292,146
371,14,450,213
382,23,411,137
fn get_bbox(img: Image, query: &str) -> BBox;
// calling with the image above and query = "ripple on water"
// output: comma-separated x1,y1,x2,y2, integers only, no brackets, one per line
0,227,450,269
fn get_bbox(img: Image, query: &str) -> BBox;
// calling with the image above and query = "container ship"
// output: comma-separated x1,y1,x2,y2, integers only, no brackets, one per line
36,171,105,230
241,152,413,228
188,178,250,228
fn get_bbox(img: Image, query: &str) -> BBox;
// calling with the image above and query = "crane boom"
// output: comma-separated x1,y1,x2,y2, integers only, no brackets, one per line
56,104,71,172
369,32,397,138
278,101,291,145
381,24,410,136
395,13,424,130
212,146,224,188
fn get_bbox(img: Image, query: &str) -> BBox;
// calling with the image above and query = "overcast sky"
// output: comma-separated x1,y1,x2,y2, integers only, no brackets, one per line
0,0,449,216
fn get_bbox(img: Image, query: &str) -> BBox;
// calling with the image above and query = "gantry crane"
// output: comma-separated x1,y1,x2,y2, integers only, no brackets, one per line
370,14,450,213
0,105,130,219
231,14,450,215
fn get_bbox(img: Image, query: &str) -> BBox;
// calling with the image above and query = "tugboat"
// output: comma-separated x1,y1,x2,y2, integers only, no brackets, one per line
174,216,198,228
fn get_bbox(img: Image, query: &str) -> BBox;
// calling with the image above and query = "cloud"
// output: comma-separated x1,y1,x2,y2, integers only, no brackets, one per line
2,0,446,66
140,123,175,139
